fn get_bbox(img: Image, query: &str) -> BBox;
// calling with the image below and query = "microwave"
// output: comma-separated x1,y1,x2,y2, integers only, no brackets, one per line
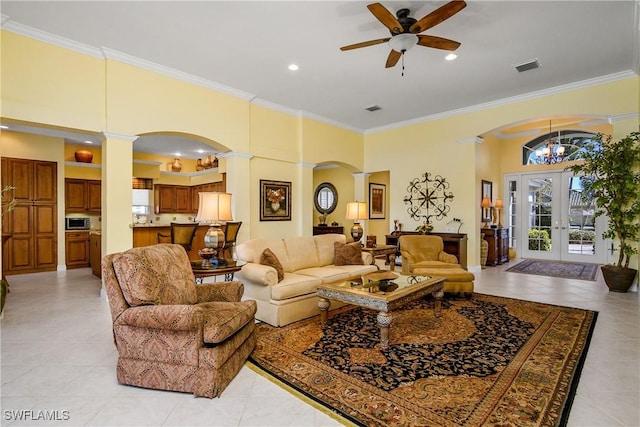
65,217,91,230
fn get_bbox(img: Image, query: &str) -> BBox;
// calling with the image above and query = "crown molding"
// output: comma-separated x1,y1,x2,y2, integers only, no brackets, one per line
219,151,252,160
1,19,104,58
364,70,638,135
101,132,138,143
102,48,255,101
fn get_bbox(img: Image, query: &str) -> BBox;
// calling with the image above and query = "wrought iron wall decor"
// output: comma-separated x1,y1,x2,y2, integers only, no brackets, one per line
403,173,454,224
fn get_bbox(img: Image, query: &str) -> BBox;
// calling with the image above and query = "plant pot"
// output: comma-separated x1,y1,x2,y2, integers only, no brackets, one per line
600,265,637,293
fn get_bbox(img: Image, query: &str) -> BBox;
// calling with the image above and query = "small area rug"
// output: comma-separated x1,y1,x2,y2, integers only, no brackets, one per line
507,259,600,281
249,294,597,427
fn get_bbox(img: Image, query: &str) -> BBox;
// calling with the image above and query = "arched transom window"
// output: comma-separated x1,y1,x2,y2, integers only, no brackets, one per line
522,130,600,165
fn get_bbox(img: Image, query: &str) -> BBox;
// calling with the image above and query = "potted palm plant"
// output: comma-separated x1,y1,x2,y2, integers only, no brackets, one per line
567,130,640,292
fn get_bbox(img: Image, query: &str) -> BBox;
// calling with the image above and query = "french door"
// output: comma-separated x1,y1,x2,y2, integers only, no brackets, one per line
504,171,607,264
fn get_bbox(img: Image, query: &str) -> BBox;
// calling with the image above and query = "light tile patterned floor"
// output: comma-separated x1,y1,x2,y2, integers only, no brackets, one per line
1,260,638,426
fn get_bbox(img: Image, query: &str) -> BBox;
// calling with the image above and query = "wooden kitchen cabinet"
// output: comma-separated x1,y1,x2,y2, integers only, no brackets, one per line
65,179,101,213
2,157,58,275
90,233,101,277
66,231,90,268
155,185,192,214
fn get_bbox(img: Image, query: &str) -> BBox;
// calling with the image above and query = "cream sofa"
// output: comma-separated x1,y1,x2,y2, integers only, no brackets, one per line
235,234,377,327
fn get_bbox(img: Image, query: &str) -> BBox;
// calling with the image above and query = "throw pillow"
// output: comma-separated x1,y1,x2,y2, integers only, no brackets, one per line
334,241,365,266
260,248,285,282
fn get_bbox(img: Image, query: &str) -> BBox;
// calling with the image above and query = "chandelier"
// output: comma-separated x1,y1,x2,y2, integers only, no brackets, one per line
535,121,565,164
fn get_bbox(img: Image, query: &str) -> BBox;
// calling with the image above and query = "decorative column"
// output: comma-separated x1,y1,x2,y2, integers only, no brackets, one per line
218,151,252,243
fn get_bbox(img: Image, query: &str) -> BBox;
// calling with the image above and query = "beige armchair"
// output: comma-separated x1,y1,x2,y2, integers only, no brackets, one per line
399,235,460,274
102,243,257,398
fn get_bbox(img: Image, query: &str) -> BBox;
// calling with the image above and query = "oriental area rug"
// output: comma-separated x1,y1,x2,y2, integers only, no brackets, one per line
249,294,597,427
506,259,600,281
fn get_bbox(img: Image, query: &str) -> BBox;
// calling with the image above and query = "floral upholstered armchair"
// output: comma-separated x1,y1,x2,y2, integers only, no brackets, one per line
399,235,460,275
102,243,257,398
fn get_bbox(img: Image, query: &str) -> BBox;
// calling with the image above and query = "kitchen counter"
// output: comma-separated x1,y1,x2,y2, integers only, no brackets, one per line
130,222,208,228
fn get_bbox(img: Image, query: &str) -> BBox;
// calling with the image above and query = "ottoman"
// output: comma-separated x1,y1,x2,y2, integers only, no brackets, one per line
413,267,475,297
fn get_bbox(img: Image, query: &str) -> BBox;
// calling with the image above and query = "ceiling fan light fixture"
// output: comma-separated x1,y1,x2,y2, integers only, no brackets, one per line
388,33,418,52
445,53,457,61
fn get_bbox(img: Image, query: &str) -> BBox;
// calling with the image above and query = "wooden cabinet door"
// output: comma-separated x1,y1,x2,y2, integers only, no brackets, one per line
191,185,202,213
33,161,57,202
155,185,175,214
5,203,34,271
66,231,89,268
90,233,102,277
175,186,191,213
7,158,34,201
34,203,57,269
87,180,101,212
65,179,88,212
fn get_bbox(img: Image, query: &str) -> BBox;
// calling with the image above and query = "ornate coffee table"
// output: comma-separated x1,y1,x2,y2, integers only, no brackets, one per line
316,274,445,349
190,259,245,283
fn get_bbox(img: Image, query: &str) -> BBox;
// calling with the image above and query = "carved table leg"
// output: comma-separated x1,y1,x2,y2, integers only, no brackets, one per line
318,297,330,326
377,311,393,349
433,289,444,318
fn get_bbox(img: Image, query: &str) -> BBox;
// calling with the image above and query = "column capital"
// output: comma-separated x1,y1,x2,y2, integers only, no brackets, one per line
100,132,138,143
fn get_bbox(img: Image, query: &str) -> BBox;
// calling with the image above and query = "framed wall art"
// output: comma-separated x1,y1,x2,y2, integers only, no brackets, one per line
369,183,386,219
260,179,291,221
481,180,493,223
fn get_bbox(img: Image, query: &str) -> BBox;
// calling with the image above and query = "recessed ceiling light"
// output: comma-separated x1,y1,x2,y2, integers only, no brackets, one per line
196,149,204,154
288,64,299,71
175,152,181,157
0,125,8,129
445,53,457,61
83,140,93,144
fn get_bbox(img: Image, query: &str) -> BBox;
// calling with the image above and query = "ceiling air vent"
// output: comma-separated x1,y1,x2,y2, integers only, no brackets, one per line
514,59,540,73
365,105,382,112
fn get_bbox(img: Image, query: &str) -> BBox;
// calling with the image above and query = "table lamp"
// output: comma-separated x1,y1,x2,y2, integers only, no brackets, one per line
495,198,504,227
195,192,233,266
481,196,492,228
345,201,367,244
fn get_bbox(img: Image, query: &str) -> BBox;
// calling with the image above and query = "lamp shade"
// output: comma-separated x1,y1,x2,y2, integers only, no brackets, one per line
345,202,368,221
195,192,233,222
481,196,492,208
495,198,504,208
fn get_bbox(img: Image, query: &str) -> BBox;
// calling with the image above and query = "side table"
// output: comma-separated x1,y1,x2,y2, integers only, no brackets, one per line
190,260,245,284
361,245,397,271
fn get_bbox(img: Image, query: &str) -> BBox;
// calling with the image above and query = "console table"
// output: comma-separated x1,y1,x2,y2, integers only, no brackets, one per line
483,227,509,266
313,226,344,235
386,231,468,270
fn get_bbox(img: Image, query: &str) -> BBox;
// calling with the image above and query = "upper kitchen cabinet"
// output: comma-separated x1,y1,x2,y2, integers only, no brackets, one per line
65,178,101,213
154,184,192,214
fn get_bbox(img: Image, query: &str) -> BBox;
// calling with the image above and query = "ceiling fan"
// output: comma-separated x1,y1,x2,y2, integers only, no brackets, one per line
340,1,467,69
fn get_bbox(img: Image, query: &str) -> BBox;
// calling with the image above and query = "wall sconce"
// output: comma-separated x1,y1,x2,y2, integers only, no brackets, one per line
481,196,492,228
195,192,233,266
495,198,504,227
345,201,368,244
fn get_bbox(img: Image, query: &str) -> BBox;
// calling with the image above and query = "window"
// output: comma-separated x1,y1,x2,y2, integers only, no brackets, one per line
522,130,600,165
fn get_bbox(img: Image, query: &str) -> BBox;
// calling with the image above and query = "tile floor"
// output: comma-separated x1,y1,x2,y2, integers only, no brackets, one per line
1,260,638,426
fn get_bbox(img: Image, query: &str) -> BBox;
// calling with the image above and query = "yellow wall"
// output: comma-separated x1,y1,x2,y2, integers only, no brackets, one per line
313,166,355,236
2,30,638,272
1,32,105,131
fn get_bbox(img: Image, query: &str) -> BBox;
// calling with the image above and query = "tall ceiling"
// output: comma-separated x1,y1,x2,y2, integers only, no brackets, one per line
1,1,638,157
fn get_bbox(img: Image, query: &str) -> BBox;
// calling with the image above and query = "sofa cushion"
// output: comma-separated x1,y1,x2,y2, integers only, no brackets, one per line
334,242,365,266
412,260,461,269
260,248,284,282
200,300,257,344
112,244,198,306
271,273,323,301
295,266,351,283
284,237,320,271
314,234,347,266
236,238,291,272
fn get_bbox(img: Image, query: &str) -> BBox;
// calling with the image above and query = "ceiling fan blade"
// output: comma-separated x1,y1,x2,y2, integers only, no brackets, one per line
385,50,401,68
367,3,403,34
417,35,461,51
410,0,467,34
340,37,390,51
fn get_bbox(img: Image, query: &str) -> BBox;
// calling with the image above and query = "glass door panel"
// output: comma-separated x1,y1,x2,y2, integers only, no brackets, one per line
523,176,559,259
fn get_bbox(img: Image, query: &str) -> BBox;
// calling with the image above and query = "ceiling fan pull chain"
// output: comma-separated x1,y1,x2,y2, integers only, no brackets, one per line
401,50,406,77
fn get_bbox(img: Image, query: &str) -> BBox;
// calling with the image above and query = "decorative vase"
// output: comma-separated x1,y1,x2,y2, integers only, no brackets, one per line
171,158,182,172
203,155,213,169
480,233,488,269
211,155,219,168
508,247,516,259
74,149,93,163
270,202,280,212
196,159,204,171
